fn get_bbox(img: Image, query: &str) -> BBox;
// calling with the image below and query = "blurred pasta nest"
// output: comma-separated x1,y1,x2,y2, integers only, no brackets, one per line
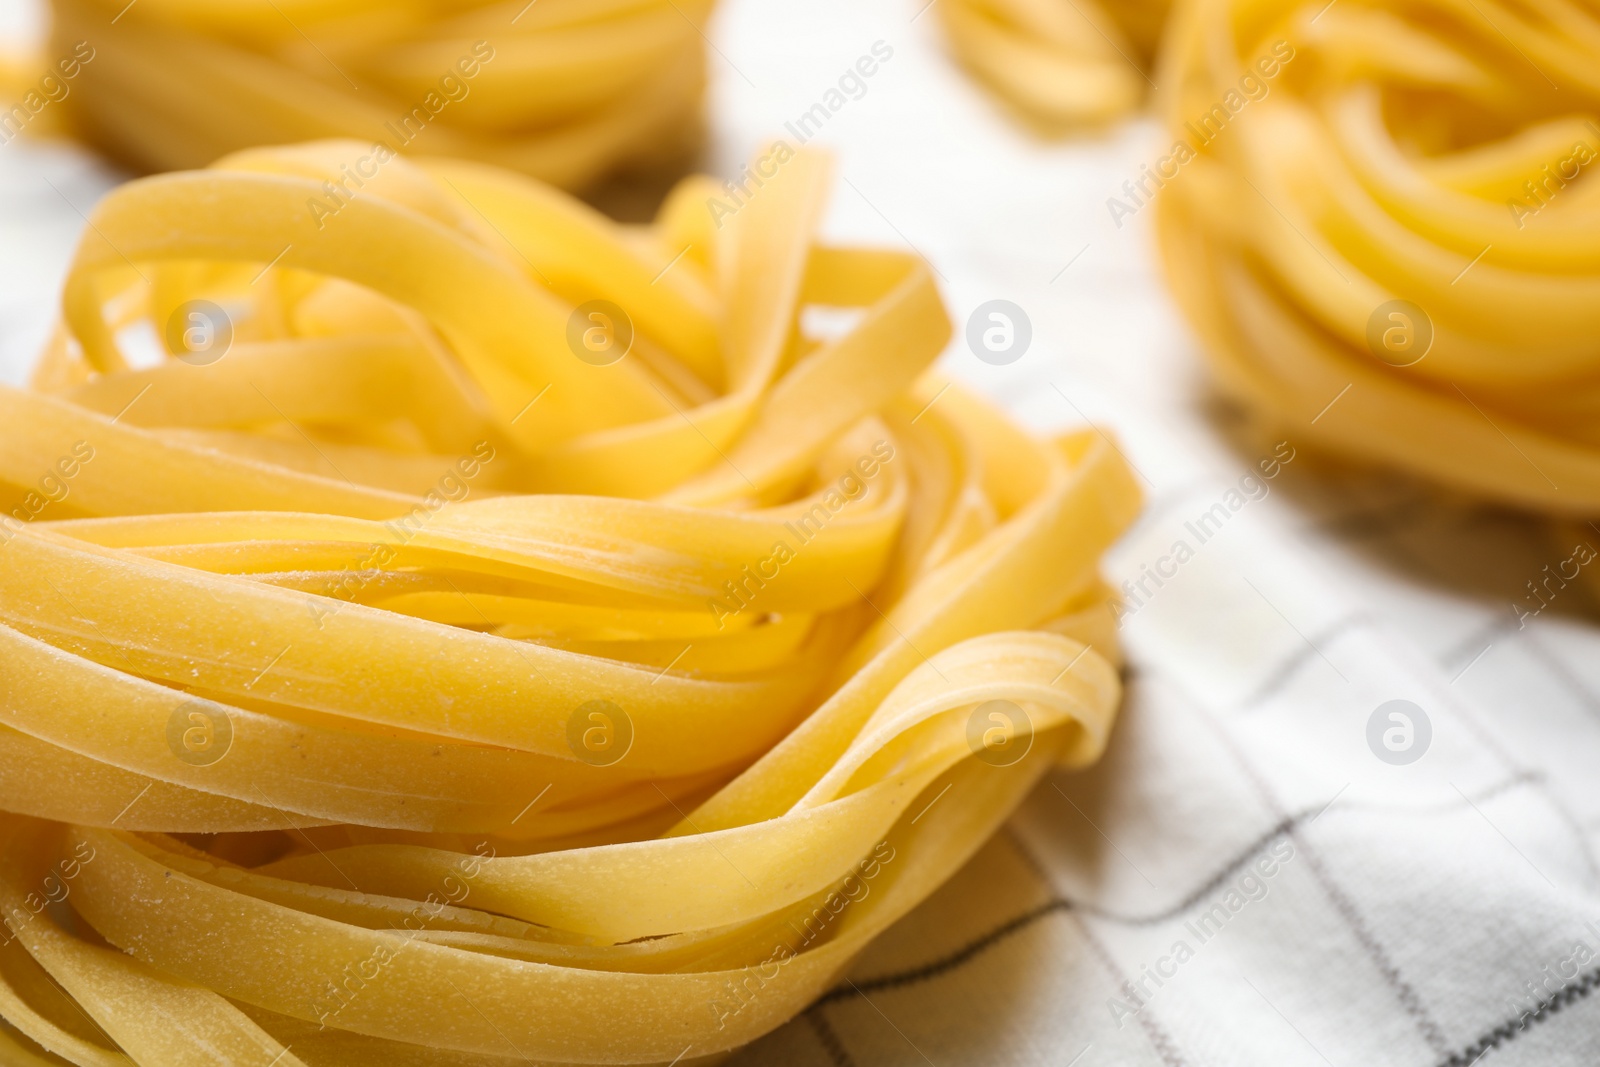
0,141,1138,1064
938,0,1171,127
1158,0,1600,513
46,0,712,188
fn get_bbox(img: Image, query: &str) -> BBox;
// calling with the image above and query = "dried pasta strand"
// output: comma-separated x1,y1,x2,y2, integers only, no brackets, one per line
0,141,1139,1064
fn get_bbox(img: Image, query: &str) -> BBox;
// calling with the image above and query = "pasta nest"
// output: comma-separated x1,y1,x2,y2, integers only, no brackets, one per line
938,0,1171,128
46,0,711,187
0,142,1139,1065
1158,0,1600,512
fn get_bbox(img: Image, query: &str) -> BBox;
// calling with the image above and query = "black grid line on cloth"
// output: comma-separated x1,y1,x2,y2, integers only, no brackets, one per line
1185,585,1533,798
1188,545,1525,796
1515,772,1600,890
1017,799,1192,1064
1435,623,1600,887
813,812,1305,1018
811,815,1301,1012
792,573,1591,1065
1007,815,1297,926
1189,696,1455,1057
815,899,1073,1007
1520,628,1600,727
809,832,1198,1065
803,1006,858,1067
1290,821,1451,1056
1230,611,1375,713
807,775,1542,1008
1437,963,1600,1067
1439,616,1510,671
1069,908,1189,1067
794,766,1566,1060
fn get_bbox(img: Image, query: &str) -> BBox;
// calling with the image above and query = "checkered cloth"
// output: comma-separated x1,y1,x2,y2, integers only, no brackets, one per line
3,1,1599,1063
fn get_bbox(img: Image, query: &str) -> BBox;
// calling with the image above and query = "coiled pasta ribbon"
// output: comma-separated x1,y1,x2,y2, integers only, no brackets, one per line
1157,0,1600,513
0,141,1139,1065
938,0,1170,128
46,0,711,188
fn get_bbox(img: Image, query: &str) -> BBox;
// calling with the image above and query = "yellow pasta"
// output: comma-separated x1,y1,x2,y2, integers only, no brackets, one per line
46,0,712,189
1157,0,1600,513
938,0,1170,128
0,141,1139,1064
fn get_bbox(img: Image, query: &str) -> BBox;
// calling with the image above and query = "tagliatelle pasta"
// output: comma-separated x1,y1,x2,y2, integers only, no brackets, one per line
938,0,1170,128
0,140,1138,1065
46,0,712,189
1157,0,1600,513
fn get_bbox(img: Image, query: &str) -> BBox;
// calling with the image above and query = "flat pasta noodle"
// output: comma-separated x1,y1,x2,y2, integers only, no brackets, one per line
0,140,1140,1065
1157,0,1600,512
937,0,1170,128
45,0,712,189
